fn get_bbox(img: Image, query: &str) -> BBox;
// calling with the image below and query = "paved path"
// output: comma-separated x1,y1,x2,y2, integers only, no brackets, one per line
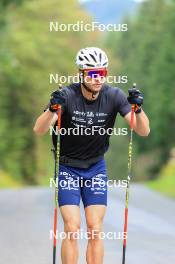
0,184,175,264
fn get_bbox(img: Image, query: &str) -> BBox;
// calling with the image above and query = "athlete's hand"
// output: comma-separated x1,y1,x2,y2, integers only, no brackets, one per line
49,90,66,113
127,88,143,114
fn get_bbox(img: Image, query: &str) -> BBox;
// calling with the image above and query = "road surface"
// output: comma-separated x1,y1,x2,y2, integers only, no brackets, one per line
0,184,175,264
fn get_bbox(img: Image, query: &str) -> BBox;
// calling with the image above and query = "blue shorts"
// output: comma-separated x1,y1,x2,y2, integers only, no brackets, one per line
58,159,108,208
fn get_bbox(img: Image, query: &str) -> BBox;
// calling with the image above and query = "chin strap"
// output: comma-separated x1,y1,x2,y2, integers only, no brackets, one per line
80,71,98,99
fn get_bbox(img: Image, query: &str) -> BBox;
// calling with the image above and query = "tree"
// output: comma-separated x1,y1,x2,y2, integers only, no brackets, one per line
106,0,175,179
0,0,99,183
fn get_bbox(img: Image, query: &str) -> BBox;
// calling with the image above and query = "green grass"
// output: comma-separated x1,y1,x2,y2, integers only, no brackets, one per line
147,161,175,198
0,171,23,189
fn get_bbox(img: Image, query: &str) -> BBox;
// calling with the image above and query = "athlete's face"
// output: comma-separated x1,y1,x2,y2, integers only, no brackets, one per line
80,68,107,92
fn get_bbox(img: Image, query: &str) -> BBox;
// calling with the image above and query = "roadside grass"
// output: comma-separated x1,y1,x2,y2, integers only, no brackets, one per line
0,171,23,189
147,161,175,198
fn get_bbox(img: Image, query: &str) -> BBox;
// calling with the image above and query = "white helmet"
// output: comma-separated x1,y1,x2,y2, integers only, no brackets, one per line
76,47,109,70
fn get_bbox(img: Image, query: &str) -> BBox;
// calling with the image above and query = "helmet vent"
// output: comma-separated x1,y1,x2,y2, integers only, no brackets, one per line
99,53,102,62
79,56,83,61
85,63,94,67
89,54,97,63
84,55,90,62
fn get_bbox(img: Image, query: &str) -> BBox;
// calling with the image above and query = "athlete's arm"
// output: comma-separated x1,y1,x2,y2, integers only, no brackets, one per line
115,87,150,136
33,110,57,135
124,110,150,137
124,87,150,136
33,90,65,136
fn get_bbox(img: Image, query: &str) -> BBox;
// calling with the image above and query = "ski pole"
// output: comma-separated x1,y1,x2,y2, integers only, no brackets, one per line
122,83,136,264
53,85,62,264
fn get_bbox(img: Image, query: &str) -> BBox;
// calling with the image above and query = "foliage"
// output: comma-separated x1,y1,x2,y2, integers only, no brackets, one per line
0,0,99,184
106,0,175,180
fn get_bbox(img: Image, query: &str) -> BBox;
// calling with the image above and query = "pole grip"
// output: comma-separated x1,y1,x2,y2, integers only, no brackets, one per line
130,105,135,130
57,105,61,129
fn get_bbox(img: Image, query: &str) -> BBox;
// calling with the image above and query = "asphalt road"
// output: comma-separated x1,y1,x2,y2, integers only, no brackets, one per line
0,184,175,264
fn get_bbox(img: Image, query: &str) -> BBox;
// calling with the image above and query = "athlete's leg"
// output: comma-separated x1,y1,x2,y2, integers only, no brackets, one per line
58,165,81,264
60,205,81,264
85,205,106,264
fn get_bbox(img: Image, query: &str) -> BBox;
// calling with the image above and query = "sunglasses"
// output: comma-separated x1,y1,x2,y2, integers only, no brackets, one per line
83,69,108,78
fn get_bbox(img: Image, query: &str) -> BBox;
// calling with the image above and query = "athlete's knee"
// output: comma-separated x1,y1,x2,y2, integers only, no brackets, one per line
64,221,80,240
87,222,103,241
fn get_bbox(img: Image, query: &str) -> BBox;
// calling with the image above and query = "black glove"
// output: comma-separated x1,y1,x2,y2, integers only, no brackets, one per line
49,90,66,113
127,88,143,114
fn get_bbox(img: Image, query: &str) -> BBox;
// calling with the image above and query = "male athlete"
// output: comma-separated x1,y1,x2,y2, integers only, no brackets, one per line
34,47,150,264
